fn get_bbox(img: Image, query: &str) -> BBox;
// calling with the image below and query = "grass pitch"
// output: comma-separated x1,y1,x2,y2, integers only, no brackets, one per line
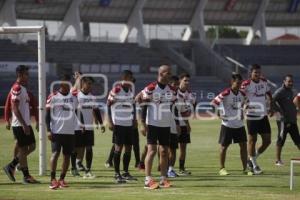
0,119,300,200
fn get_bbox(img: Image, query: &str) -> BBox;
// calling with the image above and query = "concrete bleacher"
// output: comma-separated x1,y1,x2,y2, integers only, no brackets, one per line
0,39,165,72
214,44,300,66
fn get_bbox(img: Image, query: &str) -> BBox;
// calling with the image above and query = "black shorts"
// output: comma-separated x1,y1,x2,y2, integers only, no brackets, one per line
169,133,178,149
51,134,75,155
147,125,170,146
276,121,300,147
132,128,139,146
75,130,94,147
219,125,247,146
178,126,191,144
12,126,36,147
113,125,133,145
246,115,271,135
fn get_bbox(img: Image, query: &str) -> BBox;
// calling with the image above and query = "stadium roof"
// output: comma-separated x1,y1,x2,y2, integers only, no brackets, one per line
2,0,300,27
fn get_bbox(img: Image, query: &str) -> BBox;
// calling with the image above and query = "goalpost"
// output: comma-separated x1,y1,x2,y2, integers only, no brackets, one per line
0,26,47,176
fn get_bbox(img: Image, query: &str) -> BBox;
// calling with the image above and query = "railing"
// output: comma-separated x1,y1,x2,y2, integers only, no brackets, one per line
225,56,278,88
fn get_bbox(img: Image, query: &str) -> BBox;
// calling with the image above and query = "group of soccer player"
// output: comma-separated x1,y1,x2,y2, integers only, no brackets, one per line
212,64,300,176
2,63,300,190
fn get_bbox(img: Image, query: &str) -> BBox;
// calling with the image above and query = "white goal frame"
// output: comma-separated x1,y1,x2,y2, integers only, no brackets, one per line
0,26,47,176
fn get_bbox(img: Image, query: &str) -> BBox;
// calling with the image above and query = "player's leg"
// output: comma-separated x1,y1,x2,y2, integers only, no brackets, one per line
289,123,300,152
178,126,191,175
122,127,137,180
256,117,271,156
157,127,172,188
113,126,126,183
168,134,178,178
132,128,141,168
275,121,287,166
219,144,229,175
218,125,233,176
49,134,61,189
76,147,85,171
105,145,115,168
138,145,147,170
19,126,38,183
58,134,75,188
83,131,95,178
144,125,159,189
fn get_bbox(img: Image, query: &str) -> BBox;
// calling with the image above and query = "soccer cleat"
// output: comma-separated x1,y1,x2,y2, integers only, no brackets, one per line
138,162,145,171
104,162,113,168
243,170,254,176
159,179,172,188
253,166,263,175
76,162,86,172
275,160,284,166
219,168,230,176
83,171,96,179
178,169,192,176
247,160,253,171
70,168,80,177
122,172,137,181
167,170,178,178
115,174,126,184
144,179,160,190
3,165,16,182
58,179,69,188
49,179,60,190
23,176,40,184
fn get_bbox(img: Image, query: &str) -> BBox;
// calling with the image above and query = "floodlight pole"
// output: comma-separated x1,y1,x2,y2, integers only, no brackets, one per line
0,26,47,175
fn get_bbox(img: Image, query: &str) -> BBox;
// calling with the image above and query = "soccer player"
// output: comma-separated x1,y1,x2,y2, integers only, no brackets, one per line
176,73,196,176
212,73,251,176
46,75,78,189
105,78,141,169
3,65,39,184
241,64,272,175
107,70,137,183
273,75,300,165
73,76,105,178
4,90,39,171
168,75,180,178
140,65,178,189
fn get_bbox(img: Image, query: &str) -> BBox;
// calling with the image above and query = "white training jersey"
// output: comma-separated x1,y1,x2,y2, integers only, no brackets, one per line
107,84,134,127
142,82,176,127
46,91,78,134
241,78,271,117
176,89,196,127
10,82,31,127
74,90,97,131
212,88,246,128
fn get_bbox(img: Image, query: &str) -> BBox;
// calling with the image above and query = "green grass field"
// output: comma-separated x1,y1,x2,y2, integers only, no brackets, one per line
0,119,300,200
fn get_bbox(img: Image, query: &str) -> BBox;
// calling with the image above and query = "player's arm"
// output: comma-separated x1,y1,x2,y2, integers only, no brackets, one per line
93,107,105,133
293,94,300,109
266,83,274,116
172,102,181,134
45,107,52,141
28,91,39,131
271,89,283,116
210,91,225,119
4,93,12,130
11,89,30,135
140,103,148,136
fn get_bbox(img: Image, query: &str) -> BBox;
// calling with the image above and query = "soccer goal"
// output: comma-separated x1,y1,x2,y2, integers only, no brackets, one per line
0,26,47,176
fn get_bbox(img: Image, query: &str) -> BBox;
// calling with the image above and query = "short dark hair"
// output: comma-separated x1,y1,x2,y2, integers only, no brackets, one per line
16,65,29,75
60,74,71,81
250,64,261,72
231,73,243,81
284,74,293,80
179,73,190,80
170,75,179,83
81,76,95,84
121,70,133,79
